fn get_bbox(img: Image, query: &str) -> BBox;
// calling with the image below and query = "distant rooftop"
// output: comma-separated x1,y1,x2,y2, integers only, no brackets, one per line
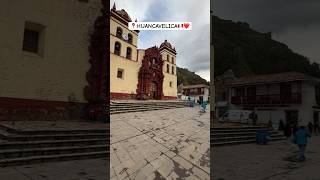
182,84,210,89
226,72,320,86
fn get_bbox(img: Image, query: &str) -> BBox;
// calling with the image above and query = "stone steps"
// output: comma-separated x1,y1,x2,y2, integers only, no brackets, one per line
211,125,285,146
0,124,108,135
0,138,108,150
3,133,108,141
110,101,189,114
0,145,108,159
212,134,284,142
0,125,109,166
211,131,279,138
0,151,108,167
212,137,285,146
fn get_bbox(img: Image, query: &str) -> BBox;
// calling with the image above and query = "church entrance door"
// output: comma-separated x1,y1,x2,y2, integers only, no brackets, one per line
151,81,158,99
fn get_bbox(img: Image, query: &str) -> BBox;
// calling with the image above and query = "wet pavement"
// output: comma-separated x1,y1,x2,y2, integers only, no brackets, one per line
110,107,210,179
212,136,320,180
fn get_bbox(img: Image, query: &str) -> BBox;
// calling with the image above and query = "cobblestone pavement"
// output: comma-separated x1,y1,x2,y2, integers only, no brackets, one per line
213,136,320,180
110,107,210,180
0,158,108,180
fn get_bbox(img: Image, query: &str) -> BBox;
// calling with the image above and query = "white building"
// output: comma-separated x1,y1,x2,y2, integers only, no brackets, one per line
180,84,210,102
226,72,320,126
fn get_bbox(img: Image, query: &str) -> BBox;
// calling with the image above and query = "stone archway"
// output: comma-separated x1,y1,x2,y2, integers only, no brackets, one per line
137,46,164,100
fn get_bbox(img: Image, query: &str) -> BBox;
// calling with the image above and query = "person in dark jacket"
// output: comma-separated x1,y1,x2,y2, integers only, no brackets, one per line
308,122,313,135
294,126,310,161
314,120,320,135
284,123,292,138
279,119,284,131
292,123,298,135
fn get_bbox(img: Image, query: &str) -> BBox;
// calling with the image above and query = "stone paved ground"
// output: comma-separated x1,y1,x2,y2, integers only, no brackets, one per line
213,136,320,180
0,158,108,180
110,107,210,180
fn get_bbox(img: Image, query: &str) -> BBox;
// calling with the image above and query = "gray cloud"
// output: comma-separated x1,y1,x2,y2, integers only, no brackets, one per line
212,0,320,63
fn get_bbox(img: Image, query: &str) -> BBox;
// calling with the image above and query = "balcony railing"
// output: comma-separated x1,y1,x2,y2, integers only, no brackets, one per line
231,93,302,105
184,91,205,96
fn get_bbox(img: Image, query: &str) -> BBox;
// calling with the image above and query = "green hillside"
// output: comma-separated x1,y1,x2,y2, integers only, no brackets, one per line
213,15,320,77
177,67,210,86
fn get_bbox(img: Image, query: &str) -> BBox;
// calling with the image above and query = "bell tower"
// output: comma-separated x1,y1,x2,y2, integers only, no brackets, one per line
159,40,178,99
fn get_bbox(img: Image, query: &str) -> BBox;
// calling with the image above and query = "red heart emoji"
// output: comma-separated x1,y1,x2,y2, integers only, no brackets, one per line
184,23,190,29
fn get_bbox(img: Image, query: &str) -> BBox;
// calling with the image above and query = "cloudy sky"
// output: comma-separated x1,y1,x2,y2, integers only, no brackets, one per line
111,0,210,81
212,0,320,63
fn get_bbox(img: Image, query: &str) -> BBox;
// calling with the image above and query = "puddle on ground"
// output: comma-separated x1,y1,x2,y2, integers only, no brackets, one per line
199,149,210,167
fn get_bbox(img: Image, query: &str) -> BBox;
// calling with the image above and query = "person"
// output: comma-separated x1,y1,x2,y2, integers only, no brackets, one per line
293,126,310,161
314,120,320,135
250,111,258,125
279,119,285,134
308,121,313,135
201,101,207,113
292,123,298,135
284,123,292,139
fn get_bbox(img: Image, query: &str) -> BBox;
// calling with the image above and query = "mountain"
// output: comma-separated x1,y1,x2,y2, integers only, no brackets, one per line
213,15,320,78
176,67,210,86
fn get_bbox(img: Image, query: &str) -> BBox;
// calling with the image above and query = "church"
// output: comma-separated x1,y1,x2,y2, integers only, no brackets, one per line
110,4,177,100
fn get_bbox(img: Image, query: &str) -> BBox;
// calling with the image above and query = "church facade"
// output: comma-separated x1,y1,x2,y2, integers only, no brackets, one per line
110,5,177,100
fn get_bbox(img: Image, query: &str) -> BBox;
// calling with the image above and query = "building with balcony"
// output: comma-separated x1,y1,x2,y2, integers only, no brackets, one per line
179,84,210,103
226,72,320,126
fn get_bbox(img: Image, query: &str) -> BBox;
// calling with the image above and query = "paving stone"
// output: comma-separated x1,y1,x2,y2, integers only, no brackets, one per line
111,107,210,179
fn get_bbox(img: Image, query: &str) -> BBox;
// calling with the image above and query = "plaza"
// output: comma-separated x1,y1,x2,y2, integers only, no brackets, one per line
110,107,210,179
212,136,320,180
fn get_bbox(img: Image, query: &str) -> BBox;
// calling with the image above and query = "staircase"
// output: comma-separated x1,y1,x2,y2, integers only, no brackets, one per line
211,126,285,146
110,101,189,114
0,124,109,167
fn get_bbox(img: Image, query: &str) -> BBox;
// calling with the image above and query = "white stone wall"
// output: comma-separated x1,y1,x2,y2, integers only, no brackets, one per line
229,81,319,126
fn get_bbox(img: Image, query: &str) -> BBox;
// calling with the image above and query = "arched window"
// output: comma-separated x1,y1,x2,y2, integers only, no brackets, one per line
172,66,175,75
167,55,169,61
152,58,156,64
128,33,133,44
116,27,123,38
114,41,121,55
167,64,170,73
172,57,174,64
126,47,132,59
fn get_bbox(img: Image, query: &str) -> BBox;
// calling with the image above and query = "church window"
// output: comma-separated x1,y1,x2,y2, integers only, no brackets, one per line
172,66,175,75
128,33,133,44
172,57,174,64
116,27,123,38
23,21,45,54
117,69,124,79
152,58,156,64
167,64,170,73
114,42,121,55
126,47,132,59
167,55,169,61
170,81,173,87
